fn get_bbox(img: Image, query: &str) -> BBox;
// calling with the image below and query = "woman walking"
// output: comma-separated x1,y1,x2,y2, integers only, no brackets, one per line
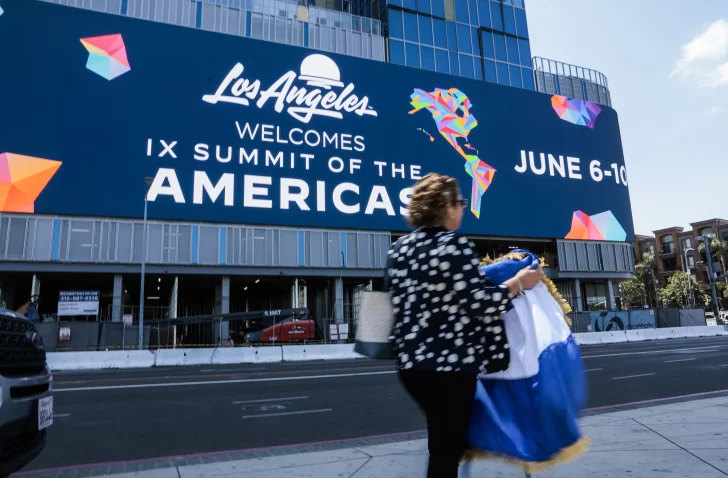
389,173,542,478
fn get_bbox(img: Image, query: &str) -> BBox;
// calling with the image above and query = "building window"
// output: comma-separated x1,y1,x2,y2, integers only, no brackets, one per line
649,245,655,255
660,235,675,254
683,238,692,249
699,227,713,238
663,257,678,272
583,283,607,311
688,255,696,268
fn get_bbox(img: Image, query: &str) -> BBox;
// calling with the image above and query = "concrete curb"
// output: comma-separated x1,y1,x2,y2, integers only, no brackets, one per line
46,326,728,371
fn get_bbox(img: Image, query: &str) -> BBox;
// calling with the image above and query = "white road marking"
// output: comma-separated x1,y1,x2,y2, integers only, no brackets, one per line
585,368,603,372
242,409,332,419
54,371,396,393
53,413,71,418
719,365,728,368
233,396,308,405
612,373,656,380
584,346,720,359
201,368,267,373
664,358,696,363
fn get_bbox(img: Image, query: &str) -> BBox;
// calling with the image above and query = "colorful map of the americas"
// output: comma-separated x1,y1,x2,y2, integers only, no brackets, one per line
410,88,495,219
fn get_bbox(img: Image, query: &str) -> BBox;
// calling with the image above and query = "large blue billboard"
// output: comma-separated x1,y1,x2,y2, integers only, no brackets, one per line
0,0,634,241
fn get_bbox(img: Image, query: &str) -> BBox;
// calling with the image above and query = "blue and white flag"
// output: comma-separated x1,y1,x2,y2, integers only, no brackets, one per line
466,251,589,472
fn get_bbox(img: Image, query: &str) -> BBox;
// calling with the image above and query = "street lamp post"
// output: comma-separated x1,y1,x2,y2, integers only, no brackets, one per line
684,247,694,307
697,235,720,316
138,177,154,349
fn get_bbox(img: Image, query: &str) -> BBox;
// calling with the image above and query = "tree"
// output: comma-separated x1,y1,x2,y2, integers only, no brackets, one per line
634,252,659,307
658,271,707,307
619,280,646,309
698,238,728,283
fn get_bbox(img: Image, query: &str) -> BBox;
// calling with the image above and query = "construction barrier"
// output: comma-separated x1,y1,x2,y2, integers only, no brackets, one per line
45,326,728,371
47,350,156,371
210,346,283,364
281,344,364,362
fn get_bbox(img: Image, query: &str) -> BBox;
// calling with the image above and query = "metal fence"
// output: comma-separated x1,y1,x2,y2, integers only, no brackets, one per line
568,308,707,334
532,57,612,107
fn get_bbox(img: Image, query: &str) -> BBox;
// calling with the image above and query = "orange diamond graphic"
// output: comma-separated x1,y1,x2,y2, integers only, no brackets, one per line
0,153,62,213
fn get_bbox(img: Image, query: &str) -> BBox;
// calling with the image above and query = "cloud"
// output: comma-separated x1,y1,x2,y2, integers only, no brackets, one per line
671,19,728,88
707,106,724,115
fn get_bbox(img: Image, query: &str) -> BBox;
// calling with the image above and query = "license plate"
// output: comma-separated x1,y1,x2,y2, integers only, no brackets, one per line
38,396,53,431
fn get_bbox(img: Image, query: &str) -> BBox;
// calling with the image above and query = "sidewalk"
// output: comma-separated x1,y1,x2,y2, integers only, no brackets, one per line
27,396,728,478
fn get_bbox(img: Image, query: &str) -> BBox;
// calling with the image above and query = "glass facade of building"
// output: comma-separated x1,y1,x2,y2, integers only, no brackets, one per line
46,0,611,102
382,0,533,89
48,0,385,61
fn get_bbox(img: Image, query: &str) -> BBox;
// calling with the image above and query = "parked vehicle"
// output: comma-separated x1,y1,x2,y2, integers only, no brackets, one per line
0,308,53,476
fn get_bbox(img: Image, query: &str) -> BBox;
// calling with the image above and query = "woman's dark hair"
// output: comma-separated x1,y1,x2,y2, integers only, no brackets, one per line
407,173,460,228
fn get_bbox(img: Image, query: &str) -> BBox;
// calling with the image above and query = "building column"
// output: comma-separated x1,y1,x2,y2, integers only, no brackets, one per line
219,277,230,345
334,277,344,324
168,276,179,319
112,275,123,323
573,279,583,312
606,280,616,311
31,274,41,300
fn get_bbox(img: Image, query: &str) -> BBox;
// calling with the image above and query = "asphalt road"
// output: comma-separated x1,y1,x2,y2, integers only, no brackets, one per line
27,337,728,472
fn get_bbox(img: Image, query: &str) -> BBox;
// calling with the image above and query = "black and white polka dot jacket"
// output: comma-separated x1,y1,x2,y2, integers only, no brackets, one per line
388,227,512,374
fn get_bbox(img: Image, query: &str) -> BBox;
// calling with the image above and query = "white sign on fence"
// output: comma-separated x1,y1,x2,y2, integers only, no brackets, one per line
338,324,349,340
59,327,71,341
123,314,133,327
58,291,100,317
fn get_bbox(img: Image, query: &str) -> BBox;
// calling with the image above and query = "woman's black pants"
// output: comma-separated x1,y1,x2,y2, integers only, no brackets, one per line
399,370,478,478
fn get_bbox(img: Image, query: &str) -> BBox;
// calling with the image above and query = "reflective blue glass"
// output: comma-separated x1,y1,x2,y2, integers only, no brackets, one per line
455,0,469,23
468,0,478,25
509,65,523,88
472,27,480,55
459,54,474,78
449,51,460,75
435,48,450,72
403,0,416,11
403,12,419,42
419,15,434,44
446,21,458,50
481,30,494,58
489,1,502,31
502,5,516,35
405,42,420,67
496,61,510,85
483,59,497,82
421,46,436,70
418,0,431,14
389,0,402,8
433,18,448,48
522,67,535,90
515,7,528,38
518,38,531,66
493,33,506,61
474,58,483,80
457,23,472,53
477,0,490,27
514,0,524,7
431,0,445,18
506,35,519,64
390,39,405,65
388,8,404,39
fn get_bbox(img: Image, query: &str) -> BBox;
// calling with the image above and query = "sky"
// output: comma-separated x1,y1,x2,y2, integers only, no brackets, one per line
525,1,728,236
